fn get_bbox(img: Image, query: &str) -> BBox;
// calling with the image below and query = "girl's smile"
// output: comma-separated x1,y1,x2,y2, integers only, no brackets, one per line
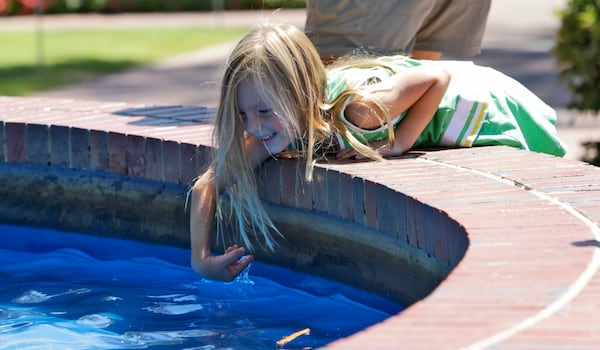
236,77,292,155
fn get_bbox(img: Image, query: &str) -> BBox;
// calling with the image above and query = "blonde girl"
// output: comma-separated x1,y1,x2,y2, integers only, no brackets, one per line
190,22,566,281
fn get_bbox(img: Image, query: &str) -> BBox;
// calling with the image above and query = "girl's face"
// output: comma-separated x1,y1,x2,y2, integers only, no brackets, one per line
236,76,293,155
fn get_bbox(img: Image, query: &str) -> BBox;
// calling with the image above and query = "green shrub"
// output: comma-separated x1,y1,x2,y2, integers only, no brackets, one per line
259,0,306,8
582,141,600,166
554,0,600,112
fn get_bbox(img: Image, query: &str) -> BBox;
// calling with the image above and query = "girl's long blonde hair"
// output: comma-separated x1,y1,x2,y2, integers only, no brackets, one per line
199,22,396,251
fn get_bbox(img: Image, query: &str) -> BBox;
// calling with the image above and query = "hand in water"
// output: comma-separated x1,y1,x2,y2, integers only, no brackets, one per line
193,245,254,282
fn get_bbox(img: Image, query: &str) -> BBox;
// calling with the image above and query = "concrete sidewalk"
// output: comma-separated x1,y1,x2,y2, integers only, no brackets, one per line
3,0,598,161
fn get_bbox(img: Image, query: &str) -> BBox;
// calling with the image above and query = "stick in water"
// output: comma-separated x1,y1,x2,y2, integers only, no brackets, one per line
276,327,311,346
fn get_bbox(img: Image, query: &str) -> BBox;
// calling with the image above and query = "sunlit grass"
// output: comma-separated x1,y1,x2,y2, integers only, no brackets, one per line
0,27,248,95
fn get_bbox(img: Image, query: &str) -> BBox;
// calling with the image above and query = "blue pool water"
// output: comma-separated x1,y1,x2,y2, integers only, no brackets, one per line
0,224,402,349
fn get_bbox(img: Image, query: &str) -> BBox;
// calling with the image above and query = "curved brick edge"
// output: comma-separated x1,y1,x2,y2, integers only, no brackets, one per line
1,96,600,349
327,147,600,349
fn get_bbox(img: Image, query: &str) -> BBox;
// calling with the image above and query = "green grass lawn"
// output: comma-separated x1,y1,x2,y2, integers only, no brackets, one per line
0,27,248,96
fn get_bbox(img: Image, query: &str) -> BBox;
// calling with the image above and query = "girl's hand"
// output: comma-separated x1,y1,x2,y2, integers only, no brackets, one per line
336,140,407,160
374,142,408,157
336,148,368,160
192,244,254,282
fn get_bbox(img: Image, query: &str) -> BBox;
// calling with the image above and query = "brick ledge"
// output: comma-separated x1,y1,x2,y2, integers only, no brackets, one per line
2,96,600,349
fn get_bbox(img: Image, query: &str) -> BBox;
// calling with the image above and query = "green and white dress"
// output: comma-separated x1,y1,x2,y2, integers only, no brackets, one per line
326,56,567,157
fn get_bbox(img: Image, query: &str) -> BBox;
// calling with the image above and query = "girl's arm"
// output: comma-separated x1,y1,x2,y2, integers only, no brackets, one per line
190,134,270,281
338,65,451,158
190,171,247,282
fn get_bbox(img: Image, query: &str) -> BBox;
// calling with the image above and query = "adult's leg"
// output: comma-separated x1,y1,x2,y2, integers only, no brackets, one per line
413,0,491,58
305,0,438,59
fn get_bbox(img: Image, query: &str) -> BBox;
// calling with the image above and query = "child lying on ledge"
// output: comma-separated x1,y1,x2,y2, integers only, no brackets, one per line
189,22,568,281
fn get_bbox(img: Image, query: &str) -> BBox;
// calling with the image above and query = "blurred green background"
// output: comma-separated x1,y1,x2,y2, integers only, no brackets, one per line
0,28,248,95
0,0,306,96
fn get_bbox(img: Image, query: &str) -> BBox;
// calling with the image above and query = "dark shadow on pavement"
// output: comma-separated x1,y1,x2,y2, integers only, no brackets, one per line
113,105,215,125
572,240,600,248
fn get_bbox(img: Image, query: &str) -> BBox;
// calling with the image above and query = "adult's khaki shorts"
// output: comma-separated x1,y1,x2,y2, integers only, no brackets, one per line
305,0,491,58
